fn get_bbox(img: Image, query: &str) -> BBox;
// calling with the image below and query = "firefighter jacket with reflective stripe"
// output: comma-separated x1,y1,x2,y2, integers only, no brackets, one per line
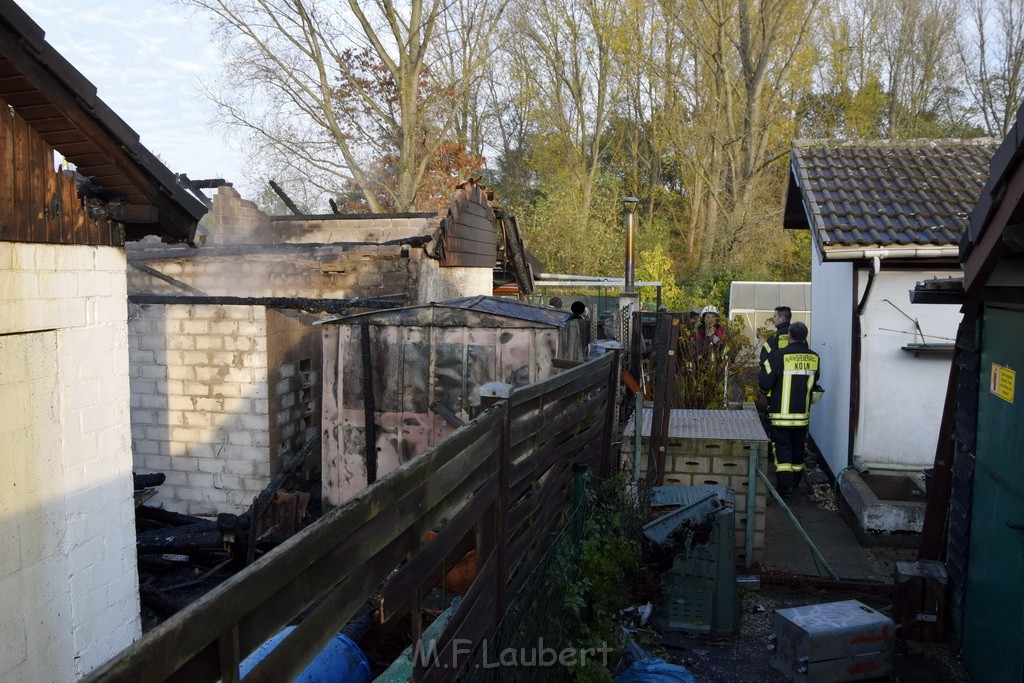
758,341,820,427
759,322,790,369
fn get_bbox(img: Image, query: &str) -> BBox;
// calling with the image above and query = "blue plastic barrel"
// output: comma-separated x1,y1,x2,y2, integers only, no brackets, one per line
238,626,372,683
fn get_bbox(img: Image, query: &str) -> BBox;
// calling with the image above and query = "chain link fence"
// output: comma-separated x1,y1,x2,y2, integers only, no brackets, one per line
462,471,650,682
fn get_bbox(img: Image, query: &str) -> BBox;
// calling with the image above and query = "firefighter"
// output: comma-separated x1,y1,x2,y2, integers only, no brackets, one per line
759,305,792,370
758,321,820,495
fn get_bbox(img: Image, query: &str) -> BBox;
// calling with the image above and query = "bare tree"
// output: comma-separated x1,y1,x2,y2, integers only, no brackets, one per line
502,0,628,226
958,0,1024,136
188,0,497,211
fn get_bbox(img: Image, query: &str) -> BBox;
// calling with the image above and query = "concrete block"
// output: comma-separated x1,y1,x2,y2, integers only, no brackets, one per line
195,336,224,351
672,455,711,474
181,320,209,335
737,511,766,532
183,380,213,397
162,471,187,486
201,487,228,504
662,473,693,486
169,456,199,472
224,461,257,476
211,384,242,399
692,473,730,488
198,458,226,474
187,472,215,489
228,431,254,446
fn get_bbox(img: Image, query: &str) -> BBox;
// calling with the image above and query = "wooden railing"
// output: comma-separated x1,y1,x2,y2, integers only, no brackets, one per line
85,350,618,683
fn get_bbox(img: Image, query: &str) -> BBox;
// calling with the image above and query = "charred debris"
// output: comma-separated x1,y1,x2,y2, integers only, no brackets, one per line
134,438,320,624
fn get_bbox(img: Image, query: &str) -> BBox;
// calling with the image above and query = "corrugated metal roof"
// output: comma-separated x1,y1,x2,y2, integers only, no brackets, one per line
628,408,769,441
445,295,573,325
788,139,998,251
322,295,573,327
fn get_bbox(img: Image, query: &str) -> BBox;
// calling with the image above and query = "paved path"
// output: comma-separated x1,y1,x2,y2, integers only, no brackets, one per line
761,473,916,581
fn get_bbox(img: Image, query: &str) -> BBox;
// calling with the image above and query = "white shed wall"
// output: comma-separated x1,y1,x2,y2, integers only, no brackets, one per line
0,243,140,680
855,269,960,467
809,256,854,476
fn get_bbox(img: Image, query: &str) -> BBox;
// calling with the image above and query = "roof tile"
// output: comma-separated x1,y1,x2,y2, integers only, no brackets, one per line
791,139,997,249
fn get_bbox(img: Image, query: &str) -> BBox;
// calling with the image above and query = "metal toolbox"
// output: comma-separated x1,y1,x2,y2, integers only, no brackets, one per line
768,600,894,682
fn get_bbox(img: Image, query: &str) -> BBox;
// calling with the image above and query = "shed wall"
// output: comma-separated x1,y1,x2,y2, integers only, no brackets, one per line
0,242,140,680
322,320,569,506
855,269,960,467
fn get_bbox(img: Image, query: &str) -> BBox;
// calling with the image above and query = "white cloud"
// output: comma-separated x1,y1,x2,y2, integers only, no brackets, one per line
17,0,252,194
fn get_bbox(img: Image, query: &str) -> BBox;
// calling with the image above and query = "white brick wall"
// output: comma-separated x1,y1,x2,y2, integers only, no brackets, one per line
129,303,272,515
0,242,140,681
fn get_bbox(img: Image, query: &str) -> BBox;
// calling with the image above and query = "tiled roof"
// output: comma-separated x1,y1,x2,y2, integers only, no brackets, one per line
785,139,998,251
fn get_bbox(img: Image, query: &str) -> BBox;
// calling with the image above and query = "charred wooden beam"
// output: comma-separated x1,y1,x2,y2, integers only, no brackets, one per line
106,204,161,223
244,436,320,564
140,586,183,619
136,505,211,528
128,262,206,296
269,179,301,215
361,321,379,485
430,400,465,428
133,472,166,489
136,522,223,554
127,294,403,315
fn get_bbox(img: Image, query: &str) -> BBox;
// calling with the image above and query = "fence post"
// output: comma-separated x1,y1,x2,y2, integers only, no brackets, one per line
599,348,621,478
573,464,589,543
498,398,512,617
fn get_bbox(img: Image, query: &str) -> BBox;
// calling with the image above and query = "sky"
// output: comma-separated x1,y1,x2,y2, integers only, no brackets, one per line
18,0,255,198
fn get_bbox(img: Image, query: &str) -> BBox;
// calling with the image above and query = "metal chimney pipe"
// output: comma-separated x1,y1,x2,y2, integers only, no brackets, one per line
622,197,640,293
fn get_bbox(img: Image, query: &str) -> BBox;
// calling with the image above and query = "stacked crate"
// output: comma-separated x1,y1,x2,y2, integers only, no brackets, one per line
623,407,770,565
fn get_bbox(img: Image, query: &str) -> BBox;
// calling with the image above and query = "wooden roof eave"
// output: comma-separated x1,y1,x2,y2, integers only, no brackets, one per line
963,151,1024,294
0,1,206,242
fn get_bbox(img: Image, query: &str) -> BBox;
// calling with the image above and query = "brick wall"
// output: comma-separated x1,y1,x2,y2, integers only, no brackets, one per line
0,242,140,680
129,303,272,515
266,309,321,473
124,187,494,516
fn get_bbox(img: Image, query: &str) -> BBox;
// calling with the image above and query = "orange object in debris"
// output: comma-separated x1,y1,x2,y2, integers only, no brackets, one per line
443,550,477,593
422,530,478,593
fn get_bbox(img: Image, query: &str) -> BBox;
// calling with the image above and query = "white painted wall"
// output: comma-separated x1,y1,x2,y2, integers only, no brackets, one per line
855,269,960,467
0,243,140,680
808,256,854,476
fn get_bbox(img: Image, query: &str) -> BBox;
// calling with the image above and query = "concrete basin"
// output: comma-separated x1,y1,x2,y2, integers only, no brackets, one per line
838,471,927,548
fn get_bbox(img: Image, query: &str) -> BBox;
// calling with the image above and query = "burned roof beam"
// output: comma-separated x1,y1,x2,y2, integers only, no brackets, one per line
128,294,405,315
177,174,229,209
129,262,206,296
268,179,302,215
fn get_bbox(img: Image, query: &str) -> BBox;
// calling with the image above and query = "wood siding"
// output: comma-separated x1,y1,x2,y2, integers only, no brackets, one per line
0,95,114,246
440,181,496,268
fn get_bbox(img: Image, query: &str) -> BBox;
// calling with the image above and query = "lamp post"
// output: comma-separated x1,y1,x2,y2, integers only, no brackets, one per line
622,196,640,293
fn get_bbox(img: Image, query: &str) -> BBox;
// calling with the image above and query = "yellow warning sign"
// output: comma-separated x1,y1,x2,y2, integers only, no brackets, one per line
990,363,1016,404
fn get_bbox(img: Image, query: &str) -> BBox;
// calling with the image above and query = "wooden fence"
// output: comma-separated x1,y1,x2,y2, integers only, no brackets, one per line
84,349,618,683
